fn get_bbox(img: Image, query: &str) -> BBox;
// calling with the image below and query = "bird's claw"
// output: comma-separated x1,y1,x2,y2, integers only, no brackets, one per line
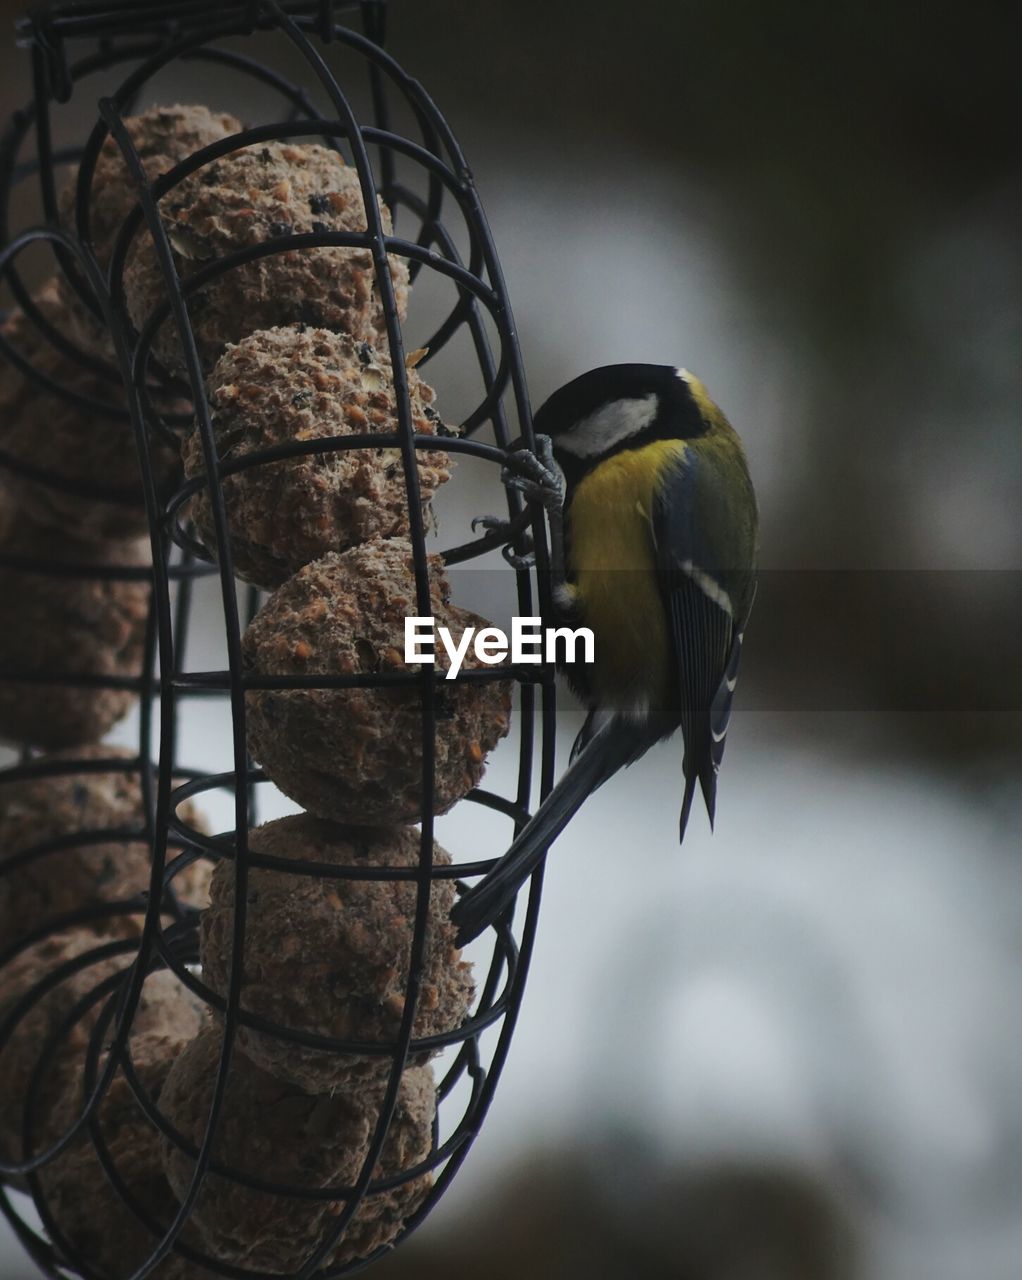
471,514,506,535
470,514,535,569
501,542,535,570
501,434,564,512
469,437,559,570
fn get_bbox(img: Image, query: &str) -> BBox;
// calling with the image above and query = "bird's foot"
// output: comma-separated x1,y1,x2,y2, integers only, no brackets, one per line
470,514,535,568
502,434,565,512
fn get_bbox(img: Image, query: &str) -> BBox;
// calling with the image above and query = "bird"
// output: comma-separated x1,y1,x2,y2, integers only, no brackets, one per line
450,363,758,946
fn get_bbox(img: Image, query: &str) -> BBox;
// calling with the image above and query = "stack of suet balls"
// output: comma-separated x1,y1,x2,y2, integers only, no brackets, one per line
148,93,514,1270
0,0,553,1263
0,106,227,1277
0,267,166,747
0,85,516,1277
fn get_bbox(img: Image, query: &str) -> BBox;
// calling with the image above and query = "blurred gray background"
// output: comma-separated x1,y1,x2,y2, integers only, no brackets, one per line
1,1,1021,1277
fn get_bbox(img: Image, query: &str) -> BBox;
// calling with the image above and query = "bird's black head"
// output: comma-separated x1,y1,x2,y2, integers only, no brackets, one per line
531,364,711,467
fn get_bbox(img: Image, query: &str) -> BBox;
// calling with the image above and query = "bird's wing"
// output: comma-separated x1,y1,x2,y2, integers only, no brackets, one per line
652,449,754,835
708,581,755,775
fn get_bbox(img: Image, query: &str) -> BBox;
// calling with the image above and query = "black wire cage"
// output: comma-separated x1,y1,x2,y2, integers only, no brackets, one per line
0,2,557,1275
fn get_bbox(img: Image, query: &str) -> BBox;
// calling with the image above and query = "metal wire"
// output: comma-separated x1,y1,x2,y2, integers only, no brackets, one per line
0,2,557,1276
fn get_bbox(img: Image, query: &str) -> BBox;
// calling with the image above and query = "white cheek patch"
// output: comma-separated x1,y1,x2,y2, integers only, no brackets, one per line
556,393,659,457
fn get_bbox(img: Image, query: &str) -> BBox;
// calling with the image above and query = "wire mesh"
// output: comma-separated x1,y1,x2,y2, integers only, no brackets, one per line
0,2,556,1275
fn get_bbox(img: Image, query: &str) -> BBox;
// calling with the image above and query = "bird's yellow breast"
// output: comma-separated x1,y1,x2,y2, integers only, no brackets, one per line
565,439,686,713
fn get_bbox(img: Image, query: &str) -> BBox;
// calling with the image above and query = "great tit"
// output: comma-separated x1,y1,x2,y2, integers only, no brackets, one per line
451,364,758,946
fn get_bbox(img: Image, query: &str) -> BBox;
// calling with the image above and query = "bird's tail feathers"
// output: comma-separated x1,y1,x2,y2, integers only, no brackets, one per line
678,768,698,842
569,704,617,763
451,718,647,946
679,726,717,840
699,760,717,831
